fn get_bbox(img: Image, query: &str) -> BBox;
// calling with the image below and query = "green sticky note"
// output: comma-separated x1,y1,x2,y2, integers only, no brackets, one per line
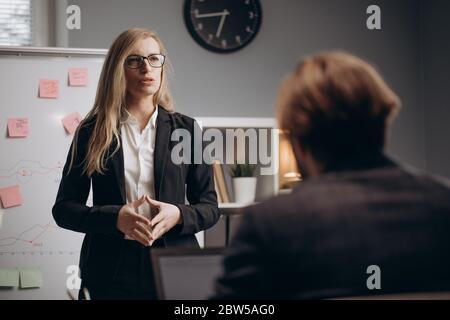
0,268,19,287
19,267,43,289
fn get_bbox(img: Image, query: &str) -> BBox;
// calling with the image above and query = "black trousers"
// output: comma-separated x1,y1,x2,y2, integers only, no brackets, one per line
79,238,164,300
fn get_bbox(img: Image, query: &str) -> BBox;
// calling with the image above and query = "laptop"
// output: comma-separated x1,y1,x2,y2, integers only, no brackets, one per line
151,247,224,300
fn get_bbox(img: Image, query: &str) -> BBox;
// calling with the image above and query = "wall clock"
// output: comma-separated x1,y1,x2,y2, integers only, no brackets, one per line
184,0,262,53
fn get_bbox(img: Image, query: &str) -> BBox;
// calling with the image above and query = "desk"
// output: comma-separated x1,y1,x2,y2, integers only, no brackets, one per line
204,203,250,247
219,203,247,246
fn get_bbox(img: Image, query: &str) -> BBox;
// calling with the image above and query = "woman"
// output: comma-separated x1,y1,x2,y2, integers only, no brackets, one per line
52,28,219,300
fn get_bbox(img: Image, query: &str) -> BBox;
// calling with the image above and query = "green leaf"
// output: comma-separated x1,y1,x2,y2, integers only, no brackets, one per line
232,164,256,177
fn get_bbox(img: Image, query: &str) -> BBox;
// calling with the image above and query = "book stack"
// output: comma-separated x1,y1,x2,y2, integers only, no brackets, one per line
212,160,233,203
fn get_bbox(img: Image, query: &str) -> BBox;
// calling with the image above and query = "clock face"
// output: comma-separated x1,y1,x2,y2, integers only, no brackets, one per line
184,0,262,53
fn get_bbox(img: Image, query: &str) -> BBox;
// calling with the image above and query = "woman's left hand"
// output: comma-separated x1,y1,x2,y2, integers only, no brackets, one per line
146,196,182,245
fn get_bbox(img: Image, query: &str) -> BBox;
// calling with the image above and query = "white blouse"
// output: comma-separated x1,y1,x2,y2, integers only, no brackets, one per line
120,106,158,239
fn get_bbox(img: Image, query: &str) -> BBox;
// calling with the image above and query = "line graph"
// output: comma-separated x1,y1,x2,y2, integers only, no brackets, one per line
0,221,60,247
0,158,84,256
0,159,63,184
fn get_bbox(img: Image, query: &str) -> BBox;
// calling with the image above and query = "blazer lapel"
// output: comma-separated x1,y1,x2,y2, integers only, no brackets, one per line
154,107,172,200
111,133,126,204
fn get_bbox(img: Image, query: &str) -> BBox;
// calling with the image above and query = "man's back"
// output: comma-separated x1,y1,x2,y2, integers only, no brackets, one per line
213,157,450,299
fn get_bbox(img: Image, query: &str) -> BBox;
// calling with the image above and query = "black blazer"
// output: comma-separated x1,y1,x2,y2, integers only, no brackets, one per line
52,107,219,286
213,155,450,299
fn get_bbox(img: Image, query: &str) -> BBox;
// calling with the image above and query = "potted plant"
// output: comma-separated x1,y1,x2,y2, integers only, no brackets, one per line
231,164,257,204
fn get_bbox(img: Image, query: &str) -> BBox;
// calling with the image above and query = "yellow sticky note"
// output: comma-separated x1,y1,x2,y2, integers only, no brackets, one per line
19,267,43,288
7,118,29,137
39,79,59,98
0,268,19,287
69,68,88,86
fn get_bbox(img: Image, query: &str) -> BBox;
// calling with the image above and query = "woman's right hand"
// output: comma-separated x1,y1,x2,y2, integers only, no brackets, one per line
116,196,153,246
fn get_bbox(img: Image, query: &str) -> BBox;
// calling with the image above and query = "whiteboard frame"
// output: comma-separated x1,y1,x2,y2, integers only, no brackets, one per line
0,46,108,57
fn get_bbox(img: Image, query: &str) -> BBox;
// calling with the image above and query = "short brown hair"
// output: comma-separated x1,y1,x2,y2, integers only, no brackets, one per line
277,51,400,166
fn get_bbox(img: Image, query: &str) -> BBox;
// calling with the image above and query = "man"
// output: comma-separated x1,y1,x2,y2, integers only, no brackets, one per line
213,51,450,299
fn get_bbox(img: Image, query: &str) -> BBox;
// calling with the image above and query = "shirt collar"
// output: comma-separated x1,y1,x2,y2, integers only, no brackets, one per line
149,106,158,129
122,106,158,130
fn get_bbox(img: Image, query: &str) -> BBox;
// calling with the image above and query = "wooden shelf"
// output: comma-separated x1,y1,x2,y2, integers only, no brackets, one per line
194,117,280,248
278,188,293,195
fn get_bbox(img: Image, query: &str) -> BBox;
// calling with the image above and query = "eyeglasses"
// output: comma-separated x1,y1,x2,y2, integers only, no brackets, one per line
125,54,166,69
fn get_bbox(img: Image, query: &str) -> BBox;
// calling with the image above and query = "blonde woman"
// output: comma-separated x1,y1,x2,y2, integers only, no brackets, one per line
53,28,219,300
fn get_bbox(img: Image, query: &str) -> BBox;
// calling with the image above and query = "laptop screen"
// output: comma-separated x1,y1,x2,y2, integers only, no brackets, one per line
151,248,224,300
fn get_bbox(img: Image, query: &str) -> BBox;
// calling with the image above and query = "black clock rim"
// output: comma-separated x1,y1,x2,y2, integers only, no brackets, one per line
183,0,262,54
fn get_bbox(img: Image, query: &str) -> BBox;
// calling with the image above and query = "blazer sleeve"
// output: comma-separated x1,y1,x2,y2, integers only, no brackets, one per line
211,208,270,299
52,125,123,235
173,120,220,236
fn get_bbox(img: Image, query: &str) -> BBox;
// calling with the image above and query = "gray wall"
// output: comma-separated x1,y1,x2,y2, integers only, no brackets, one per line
69,0,429,172
422,0,450,178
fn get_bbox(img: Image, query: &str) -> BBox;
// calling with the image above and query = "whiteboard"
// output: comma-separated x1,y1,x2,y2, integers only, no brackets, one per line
0,48,105,299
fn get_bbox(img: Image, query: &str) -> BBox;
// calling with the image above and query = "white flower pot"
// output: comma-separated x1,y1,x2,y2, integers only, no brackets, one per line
233,177,257,204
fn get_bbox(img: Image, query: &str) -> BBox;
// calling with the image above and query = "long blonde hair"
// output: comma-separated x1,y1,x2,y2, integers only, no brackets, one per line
69,28,174,177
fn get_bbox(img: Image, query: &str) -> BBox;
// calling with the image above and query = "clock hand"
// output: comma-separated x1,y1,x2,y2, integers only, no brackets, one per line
216,10,229,38
195,9,230,19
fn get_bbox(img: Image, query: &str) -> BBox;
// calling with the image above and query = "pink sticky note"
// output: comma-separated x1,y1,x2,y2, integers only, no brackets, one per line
0,185,23,208
7,118,29,137
62,112,82,135
68,68,88,86
39,79,59,98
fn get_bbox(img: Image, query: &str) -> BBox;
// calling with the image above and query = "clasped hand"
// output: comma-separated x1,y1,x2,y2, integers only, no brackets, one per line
116,195,181,246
